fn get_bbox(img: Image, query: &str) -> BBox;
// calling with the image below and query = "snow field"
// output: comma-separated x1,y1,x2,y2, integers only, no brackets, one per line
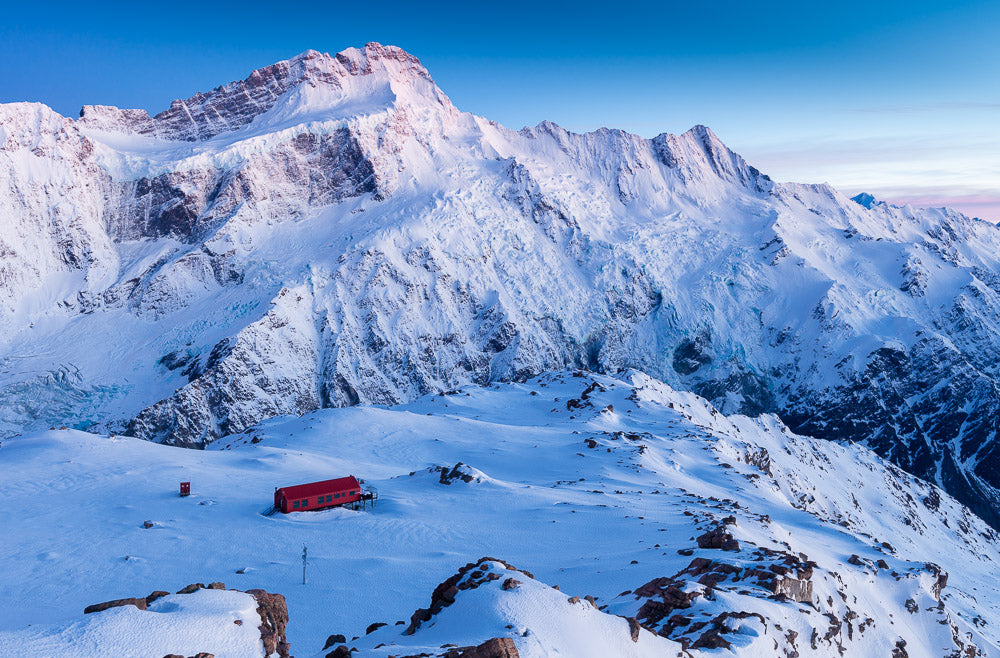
0,371,997,656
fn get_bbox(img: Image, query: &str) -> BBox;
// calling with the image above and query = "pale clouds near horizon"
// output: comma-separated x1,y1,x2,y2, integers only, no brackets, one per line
733,104,999,221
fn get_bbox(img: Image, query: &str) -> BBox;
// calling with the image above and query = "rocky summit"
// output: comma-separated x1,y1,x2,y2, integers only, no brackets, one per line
2,43,1000,535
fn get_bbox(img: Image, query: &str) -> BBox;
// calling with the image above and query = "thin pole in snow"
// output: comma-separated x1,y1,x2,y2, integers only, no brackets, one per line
302,545,308,585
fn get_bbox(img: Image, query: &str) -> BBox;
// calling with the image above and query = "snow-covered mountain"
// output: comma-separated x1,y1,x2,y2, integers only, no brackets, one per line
1,372,998,656
3,43,1000,534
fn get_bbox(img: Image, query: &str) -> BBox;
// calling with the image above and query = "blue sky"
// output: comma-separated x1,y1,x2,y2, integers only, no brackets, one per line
2,0,997,218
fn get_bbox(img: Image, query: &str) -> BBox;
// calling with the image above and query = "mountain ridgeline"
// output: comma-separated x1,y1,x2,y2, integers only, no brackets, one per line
2,43,1000,528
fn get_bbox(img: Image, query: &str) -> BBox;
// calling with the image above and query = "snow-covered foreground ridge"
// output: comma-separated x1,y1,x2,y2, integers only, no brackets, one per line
0,373,998,656
0,589,275,658
3,42,1000,530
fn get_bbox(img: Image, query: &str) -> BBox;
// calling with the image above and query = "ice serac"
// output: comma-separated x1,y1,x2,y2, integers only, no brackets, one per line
5,44,1000,532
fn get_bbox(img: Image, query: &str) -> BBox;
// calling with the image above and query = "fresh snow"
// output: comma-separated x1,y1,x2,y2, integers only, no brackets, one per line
0,372,997,656
0,589,265,658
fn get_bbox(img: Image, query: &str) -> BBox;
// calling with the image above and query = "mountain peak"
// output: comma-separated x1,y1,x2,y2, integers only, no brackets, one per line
851,192,877,209
649,124,772,193
276,43,432,86
78,43,446,142
332,42,427,74
687,123,719,141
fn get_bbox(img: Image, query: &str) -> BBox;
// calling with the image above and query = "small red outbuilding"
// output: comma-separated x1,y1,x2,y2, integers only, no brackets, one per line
273,476,364,513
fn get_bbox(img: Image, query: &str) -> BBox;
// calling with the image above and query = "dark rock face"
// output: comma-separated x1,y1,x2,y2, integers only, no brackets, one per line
84,597,147,614
446,637,520,658
626,617,642,642
632,576,701,628
925,563,949,601
783,336,1000,530
105,126,378,245
672,331,712,376
770,575,813,603
340,558,526,656
435,463,480,485
325,647,351,658
177,583,206,594
690,611,766,650
146,591,170,605
246,589,290,658
625,548,819,649
696,526,740,551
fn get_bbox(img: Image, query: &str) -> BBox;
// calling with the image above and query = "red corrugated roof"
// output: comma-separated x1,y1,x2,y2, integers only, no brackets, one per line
277,476,361,499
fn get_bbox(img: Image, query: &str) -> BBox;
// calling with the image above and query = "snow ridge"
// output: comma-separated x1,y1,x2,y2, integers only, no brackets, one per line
1,372,998,656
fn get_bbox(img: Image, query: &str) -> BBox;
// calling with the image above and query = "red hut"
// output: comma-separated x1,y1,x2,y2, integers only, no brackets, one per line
274,476,371,513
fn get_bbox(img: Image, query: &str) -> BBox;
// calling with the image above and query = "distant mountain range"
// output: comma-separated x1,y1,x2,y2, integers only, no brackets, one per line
2,42,1000,530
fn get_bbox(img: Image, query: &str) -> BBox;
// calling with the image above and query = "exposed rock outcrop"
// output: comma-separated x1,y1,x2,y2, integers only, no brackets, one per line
246,588,290,658
84,597,147,614
696,525,740,551
434,462,485,485
446,637,520,658
405,557,528,635
83,584,287,657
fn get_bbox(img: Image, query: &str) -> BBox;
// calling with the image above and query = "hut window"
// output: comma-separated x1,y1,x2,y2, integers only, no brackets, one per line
334,493,340,499
326,495,332,502
293,501,300,509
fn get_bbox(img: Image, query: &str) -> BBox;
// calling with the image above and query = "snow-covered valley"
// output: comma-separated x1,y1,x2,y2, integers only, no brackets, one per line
1,372,998,656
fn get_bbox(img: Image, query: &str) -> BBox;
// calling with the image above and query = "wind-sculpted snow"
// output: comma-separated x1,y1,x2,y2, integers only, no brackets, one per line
0,589,269,658
0,373,997,655
4,43,1000,532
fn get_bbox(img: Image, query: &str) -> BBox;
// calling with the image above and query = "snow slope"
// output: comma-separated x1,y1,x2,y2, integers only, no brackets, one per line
3,42,1000,531
0,372,997,656
0,589,266,658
